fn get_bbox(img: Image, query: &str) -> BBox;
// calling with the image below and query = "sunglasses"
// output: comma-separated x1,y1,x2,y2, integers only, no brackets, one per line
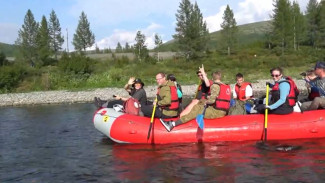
197,74,203,77
271,74,280,77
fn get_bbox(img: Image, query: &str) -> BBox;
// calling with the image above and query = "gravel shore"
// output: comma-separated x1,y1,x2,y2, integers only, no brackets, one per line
0,79,308,107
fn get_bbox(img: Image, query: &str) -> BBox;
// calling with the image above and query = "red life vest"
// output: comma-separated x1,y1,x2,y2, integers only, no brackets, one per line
214,83,231,111
271,76,299,107
235,82,252,100
157,85,180,111
123,97,141,115
197,80,213,99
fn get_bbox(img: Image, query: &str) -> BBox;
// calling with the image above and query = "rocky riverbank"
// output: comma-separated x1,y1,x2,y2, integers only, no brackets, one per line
0,79,308,107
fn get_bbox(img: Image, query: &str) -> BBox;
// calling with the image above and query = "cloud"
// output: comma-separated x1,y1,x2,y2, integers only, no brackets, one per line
0,23,19,44
204,5,227,32
204,0,274,32
92,22,163,50
236,0,273,24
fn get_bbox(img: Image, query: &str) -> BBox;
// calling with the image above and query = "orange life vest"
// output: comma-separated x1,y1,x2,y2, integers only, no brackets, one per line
197,80,213,99
235,82,252,101
213,83,231,111
271,76,299,107
157,85,180,111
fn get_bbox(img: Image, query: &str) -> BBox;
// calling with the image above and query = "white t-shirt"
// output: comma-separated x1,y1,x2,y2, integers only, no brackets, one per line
233,84,253,99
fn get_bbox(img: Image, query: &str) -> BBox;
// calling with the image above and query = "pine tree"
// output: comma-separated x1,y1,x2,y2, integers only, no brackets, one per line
220,5,238,55
73,11,95,51
49,10,64,59
318,0,325,47
305,0,319,48
36,15,51,66
124,42,130,52
190,2,209,58
134,31,148,62
115,42,123,53
292,1,306,50
154,33,162,61
15,9,39,66
173,0,209,60
271,0,293,54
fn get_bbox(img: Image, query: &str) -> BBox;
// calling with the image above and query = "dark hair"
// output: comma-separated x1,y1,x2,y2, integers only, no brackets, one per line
236,73,243,78
167,74,176,81
270,67,283,74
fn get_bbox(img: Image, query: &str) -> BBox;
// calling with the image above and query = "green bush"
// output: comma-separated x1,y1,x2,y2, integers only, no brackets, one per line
0,65,26,92
58,53,92,75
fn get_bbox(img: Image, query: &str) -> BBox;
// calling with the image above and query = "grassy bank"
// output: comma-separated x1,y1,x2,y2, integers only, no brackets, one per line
0,46,323,94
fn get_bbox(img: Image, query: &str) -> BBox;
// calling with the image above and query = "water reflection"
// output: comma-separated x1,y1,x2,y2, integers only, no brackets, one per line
1,103,325,182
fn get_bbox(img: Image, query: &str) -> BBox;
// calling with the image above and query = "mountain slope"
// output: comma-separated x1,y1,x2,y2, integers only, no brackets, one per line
159,20,272,51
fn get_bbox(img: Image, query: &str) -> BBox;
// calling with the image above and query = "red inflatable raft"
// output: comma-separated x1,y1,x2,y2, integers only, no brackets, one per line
93,108,325,144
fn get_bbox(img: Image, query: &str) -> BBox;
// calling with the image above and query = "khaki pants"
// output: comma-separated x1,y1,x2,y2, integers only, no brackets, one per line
301,97,325,111
180,103,226,123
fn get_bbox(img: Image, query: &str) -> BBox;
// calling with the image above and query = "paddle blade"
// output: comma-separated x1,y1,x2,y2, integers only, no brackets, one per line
196,114,204,129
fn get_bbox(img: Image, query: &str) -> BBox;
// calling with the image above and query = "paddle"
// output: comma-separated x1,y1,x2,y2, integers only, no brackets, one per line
257,84,302,152
196,104,207,129
264,84,270,142
147,97,158,140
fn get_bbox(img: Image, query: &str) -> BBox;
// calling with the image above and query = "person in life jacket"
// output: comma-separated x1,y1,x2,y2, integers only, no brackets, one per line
141,72,180,118
300,70,320,102
256,67,299,115
229,73,254,115
180,64,213,117
167,74,183,112
301,61,325,111
94,77,148,110
160,70,230,132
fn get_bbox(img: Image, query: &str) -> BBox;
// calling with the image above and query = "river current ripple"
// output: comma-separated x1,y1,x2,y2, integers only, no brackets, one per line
1,103,325,182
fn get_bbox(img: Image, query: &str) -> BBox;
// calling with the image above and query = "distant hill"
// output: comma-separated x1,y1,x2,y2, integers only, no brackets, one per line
0,42,17,57
0,20,272,57
159,20,272,51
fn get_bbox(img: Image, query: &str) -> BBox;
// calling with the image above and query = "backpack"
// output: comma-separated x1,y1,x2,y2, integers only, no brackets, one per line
123,97,141,115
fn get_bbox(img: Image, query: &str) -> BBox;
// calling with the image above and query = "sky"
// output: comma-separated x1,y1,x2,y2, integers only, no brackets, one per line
0,0,313,51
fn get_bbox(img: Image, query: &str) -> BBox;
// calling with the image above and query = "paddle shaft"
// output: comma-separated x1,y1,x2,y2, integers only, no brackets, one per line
264,84,269,142
147,97,158,140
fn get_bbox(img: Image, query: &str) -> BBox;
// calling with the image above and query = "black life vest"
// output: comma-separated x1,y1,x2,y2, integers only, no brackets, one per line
270,76,299,107
157,85,180,111
197,80,213,99
213,83,231,111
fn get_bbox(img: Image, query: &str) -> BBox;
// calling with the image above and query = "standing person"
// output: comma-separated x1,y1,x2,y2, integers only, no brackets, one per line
256,67,299,115
167,74,183,108
94,77,147,108
301,61,325,111
229,73,253,115
160,71,231,132
180,64,212,117
141,72,180,118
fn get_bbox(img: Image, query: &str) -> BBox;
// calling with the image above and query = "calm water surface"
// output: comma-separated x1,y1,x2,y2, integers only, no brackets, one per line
1,103,325,182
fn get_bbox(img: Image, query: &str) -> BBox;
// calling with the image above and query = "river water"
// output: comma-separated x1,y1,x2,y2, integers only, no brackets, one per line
1,103,325,182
